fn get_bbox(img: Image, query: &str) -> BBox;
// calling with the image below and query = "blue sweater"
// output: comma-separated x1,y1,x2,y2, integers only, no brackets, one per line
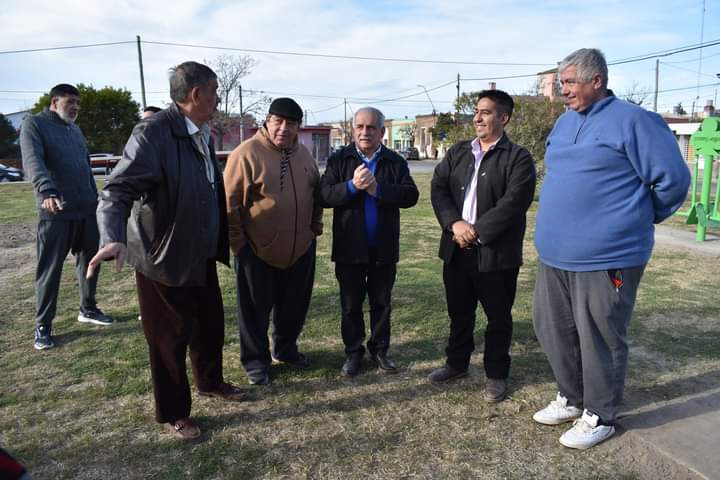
535,95,690,271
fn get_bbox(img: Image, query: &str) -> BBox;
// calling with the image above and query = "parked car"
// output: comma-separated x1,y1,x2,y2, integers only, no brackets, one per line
89,153,120,175
0,163,24,182
399,147,419,161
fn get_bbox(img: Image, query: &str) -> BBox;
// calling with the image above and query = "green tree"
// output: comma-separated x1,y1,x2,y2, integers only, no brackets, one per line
0,113,19,158
32,84,140,154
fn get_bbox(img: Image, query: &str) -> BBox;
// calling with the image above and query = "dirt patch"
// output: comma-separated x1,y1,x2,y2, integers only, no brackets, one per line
0,222,35,292
642,312,720,332
0,222,35,248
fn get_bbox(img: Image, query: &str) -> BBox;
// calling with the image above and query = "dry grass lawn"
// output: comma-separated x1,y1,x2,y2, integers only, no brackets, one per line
1,175,718,479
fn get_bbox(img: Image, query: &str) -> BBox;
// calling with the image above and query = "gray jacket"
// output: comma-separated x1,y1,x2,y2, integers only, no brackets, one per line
20,109,97,220
96,103,229,287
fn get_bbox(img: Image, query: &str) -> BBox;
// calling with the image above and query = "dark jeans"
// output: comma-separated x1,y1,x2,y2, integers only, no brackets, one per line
443,247,519,379
335,250,397,357
234,241,316,376
34,217,100,328
533,262,645,422
135,263,225,424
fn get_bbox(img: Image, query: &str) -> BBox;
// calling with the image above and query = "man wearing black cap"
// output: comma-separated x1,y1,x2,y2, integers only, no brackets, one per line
224,98,323,385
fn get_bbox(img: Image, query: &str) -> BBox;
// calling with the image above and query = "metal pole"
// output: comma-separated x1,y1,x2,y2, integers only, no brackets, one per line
239,85,244,142
136,35,147,109
456,74,460,123
653,59,659,113
344,98,347,144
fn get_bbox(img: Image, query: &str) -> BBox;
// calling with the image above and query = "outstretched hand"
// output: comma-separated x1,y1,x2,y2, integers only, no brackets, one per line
87,242,127,278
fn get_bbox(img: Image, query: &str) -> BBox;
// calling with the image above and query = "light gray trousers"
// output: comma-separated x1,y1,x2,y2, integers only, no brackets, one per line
533,261,646,422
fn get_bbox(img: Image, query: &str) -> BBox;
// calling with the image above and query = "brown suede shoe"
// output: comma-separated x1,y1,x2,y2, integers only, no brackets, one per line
198,382,246,402
484,378,508,403
165,417,201,440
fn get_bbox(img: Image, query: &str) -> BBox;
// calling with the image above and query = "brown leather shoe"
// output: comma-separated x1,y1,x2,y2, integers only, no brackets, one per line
198,382,246,402
484,378,508,403
165,417,201,440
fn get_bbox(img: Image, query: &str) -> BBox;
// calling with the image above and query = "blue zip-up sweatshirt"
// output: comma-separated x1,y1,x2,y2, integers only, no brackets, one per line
535,95,690,271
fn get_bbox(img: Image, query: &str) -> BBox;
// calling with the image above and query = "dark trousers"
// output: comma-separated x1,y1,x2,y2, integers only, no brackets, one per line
35,217,100,328
533,262,645,422
234,241,316,375
135,263,225,424
335,251,397,357
443,247,519,379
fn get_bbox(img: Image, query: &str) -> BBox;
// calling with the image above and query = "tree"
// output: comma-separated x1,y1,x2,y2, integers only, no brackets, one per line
32,84,140,154
0,113,19,158
674,102,687,116
623,81,649,106
206,54,270,150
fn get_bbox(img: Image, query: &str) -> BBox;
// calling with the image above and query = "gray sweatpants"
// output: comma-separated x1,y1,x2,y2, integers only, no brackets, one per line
35,218,100,328
533,262,645,422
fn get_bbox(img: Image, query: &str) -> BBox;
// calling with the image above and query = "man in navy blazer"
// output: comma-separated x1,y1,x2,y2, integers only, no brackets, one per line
429,89,536,402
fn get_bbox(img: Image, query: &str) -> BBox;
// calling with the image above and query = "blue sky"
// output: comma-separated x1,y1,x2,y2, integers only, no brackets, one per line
1,0,718,123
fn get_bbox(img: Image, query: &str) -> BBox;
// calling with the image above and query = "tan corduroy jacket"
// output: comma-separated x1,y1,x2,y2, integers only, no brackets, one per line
224,127,323,268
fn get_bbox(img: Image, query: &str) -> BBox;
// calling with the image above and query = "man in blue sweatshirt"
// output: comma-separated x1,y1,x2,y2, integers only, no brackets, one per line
532,48,690,449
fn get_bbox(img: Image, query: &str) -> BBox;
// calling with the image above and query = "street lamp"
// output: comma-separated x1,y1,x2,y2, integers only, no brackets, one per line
417,84,436,116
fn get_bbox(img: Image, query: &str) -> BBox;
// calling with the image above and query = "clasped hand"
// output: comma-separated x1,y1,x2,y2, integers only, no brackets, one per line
452,220,477,249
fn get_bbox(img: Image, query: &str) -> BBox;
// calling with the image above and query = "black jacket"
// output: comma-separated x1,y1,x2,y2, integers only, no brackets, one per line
319,144,419,264
430,134,536,272
97,103,229,287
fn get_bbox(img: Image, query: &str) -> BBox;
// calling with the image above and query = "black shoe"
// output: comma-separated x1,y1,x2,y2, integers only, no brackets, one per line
271,352,310,369
341,354,362,377
78,307,114,326
34,325,54,350
370,352,398,374
248,371,271,386
428,364,468,384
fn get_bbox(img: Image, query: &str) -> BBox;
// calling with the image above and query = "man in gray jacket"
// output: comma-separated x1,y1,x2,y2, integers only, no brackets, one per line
88,61,244,441
20,83,113,351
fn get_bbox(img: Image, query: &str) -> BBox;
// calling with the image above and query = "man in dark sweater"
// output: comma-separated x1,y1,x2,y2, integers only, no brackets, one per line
20,83,114,351
429,89,536,402
320,107,419,377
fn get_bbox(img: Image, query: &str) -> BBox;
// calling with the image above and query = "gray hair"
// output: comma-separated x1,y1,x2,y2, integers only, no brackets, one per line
353,107,385,129
169,61,217,103
558,48,608,88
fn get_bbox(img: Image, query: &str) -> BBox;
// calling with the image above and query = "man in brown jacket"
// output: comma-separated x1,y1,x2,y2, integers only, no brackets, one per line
224,98,323,385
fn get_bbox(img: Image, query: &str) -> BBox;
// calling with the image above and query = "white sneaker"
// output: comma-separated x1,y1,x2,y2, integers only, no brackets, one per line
533,392,583,425
559,410,615,450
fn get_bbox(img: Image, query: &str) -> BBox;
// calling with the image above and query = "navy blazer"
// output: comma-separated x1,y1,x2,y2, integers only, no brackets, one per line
430,134,536,272
319,143,419,264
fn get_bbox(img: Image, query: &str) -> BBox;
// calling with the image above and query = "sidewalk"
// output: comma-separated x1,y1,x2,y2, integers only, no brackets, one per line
654,224,720,257
613,225,720,480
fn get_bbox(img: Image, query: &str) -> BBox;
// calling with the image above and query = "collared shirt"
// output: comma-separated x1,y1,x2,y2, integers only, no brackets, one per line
184,115,219,259
461,136,499,225
184,116,215,187
347,144,383,247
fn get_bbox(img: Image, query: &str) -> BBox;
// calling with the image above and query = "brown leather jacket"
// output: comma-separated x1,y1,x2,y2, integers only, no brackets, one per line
224,127,323,268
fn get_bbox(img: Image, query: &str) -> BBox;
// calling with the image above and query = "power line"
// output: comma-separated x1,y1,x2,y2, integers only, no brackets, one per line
608,38,720,65
659,61,719,79
140,41,551,66
0,41,135,55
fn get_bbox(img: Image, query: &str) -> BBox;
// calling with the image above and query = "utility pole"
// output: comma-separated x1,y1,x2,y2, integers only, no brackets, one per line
136,35,147,109
344,98,347,145
653,59,659,113
239,84,244,142
456,73,460,124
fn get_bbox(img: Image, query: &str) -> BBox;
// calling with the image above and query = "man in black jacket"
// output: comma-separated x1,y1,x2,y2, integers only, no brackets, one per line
320,107,419,377
88,61,244,440
429,90,536,402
